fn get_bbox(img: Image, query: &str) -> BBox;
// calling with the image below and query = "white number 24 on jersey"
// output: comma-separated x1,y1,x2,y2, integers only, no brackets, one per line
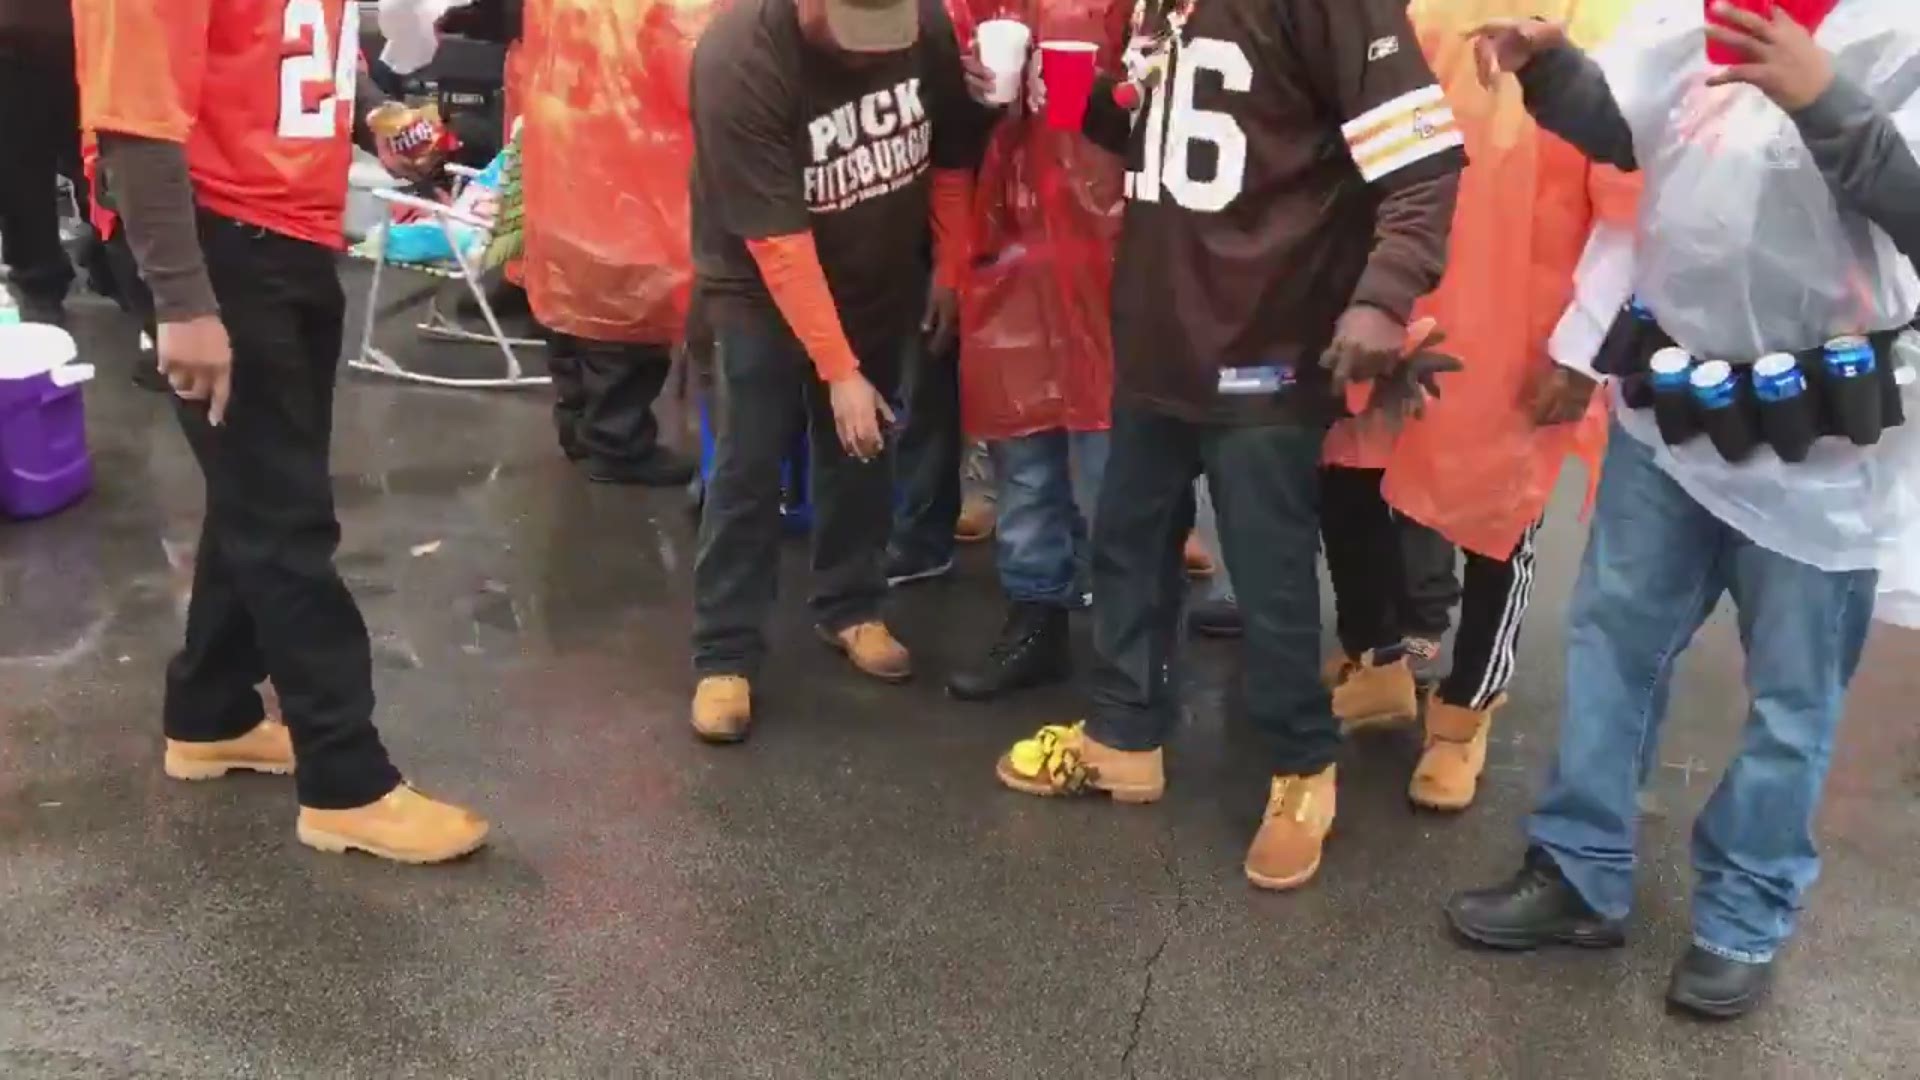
1127,38,1252,213
279,0,360,140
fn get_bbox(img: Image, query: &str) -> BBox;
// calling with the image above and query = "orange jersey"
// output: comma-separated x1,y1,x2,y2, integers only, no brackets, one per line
74,0,360,248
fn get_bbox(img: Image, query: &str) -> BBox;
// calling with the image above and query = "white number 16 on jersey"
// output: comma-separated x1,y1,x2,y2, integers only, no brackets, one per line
1127,38,1252,214
279,0,361,140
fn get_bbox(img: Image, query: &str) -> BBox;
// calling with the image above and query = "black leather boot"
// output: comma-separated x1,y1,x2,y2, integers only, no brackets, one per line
1446,849,1627,950
1666,946,1773,1020
947,602,1070,702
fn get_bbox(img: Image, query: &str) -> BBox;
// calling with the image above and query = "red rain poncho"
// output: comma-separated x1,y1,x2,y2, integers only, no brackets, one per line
947,0,1130,439
517,0,715,344
1322,0,1639,560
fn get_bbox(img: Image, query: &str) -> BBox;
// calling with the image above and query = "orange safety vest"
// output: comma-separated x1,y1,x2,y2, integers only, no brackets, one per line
1322,0,1640,560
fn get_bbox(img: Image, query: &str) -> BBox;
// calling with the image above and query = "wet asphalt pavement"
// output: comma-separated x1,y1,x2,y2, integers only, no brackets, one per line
2,286,1918,1077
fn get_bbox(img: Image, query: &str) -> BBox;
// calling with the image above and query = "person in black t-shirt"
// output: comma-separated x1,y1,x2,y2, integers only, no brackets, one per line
686,0,990,743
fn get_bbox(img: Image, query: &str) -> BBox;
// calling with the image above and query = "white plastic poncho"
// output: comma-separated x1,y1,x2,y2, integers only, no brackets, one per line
1565,0,1920,624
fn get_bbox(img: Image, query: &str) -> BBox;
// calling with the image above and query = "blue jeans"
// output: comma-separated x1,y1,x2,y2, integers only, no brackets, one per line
990,429,1109,607
1528,425,1877,963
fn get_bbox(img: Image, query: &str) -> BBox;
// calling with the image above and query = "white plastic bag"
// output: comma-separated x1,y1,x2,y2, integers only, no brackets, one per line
377,0,473,75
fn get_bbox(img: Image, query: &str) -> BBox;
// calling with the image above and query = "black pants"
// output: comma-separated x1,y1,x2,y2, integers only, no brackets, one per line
888,331,961,565
692,319,902,677
0,39,79,306
1321,466,1457,654
163,214,401,810
1320,465,1542,711
546,334,672,465
1088,406,1336,777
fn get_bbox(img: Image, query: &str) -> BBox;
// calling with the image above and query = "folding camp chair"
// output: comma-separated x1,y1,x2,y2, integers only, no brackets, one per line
351,163,548,389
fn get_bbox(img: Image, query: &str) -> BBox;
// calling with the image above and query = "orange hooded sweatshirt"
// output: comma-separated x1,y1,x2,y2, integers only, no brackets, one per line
1322,0,1640,560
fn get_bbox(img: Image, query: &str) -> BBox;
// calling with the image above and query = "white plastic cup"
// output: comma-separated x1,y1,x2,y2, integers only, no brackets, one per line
976,19,1033,106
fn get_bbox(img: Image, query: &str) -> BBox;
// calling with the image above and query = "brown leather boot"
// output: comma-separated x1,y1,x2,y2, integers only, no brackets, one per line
691,676,752,744
954,494,997,543
297,785,489,864
164,718,295,781
1244,765,1337,891
1322,652,1359,689
1333,651,1418,731
1410,696,1497,811
1182,531,1216,579
995,721,1165,803
822,621,912,682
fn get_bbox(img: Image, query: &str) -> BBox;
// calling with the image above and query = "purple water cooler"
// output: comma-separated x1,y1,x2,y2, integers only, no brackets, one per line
0,324,95,519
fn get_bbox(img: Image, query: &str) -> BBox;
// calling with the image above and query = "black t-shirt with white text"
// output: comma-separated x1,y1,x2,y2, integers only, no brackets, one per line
689,0,985,351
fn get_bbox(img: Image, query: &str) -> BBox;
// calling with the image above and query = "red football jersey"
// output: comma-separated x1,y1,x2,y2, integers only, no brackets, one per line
75,0,360,249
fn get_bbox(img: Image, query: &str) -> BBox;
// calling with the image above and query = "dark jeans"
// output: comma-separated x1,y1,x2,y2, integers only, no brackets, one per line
0,39,79,305
692,320,902,677
546,334,672,464
889,332,960,565
1320,466,1458,652
1088,406,1336,776
163,214,401,810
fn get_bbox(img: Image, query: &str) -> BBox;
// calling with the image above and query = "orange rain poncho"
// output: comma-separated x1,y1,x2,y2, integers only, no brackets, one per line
1322,0,1640,560
515,0,715,344
947,0,1130,440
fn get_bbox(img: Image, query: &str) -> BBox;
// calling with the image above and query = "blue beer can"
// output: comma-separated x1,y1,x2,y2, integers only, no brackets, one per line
1689,360,1741,410
1824,335,1877,379
1650,347,1694,391
1752,353,1807,402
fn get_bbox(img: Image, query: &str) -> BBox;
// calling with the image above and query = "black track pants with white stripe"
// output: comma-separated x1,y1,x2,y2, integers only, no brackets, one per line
1436,519,1542,712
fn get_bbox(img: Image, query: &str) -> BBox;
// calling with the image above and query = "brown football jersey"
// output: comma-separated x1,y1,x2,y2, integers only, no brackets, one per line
1097,0,1465,425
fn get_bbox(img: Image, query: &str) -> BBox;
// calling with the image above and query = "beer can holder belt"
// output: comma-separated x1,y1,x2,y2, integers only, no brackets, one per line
1594,307,1911,464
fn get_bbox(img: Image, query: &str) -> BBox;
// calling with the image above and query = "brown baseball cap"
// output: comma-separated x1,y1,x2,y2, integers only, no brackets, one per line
823,0,919,53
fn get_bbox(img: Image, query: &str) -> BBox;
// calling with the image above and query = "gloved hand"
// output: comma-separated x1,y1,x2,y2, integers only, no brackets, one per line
1363,319,1463,423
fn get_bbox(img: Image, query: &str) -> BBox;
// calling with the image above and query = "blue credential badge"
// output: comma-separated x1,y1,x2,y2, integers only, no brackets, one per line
1217,364,1296,396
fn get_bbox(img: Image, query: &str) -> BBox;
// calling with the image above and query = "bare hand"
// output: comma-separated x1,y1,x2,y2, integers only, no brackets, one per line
1704,3,1835,111
157,315,234,426
1321,305,1409,389
1466,18,1569,89
962,55,999,107
922,283,960,355
1026,48,1047,114
1526,365,1600,427
828,373,895,461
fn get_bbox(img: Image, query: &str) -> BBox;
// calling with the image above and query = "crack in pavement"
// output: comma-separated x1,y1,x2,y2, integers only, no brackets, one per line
1120,834,1190,1078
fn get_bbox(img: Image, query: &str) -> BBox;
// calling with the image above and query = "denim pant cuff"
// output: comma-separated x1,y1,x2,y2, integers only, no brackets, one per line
1692,936,1774,965
1088,714,1170,753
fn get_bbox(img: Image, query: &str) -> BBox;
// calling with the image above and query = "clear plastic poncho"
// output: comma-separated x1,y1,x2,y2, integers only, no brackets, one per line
1591,0,1920,621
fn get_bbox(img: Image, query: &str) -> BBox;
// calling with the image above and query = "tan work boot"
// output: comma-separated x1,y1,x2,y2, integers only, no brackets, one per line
691,676,753,743
955,494,997,543
822,621,912,682
1244,765,1337,891
164,718,296,781
1410,695,1498,812
995,721,1165,803
297,785,489,864
1182,531,1216,579
1333,651,1419,731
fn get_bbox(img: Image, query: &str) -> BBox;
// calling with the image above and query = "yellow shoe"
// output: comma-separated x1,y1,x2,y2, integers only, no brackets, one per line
297,785,490,864
1182,531,1216,579
955,495,997,543
1333,651,1419,732
1244,765,1337,891
995,721,1165,804
164,718,295,781
822,621,913,683
1410,696,1498,812
692,676,753,744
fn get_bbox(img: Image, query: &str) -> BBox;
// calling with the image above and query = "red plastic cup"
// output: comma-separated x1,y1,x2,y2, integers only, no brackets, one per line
1039,41,1099,132
1705,0,1837,65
